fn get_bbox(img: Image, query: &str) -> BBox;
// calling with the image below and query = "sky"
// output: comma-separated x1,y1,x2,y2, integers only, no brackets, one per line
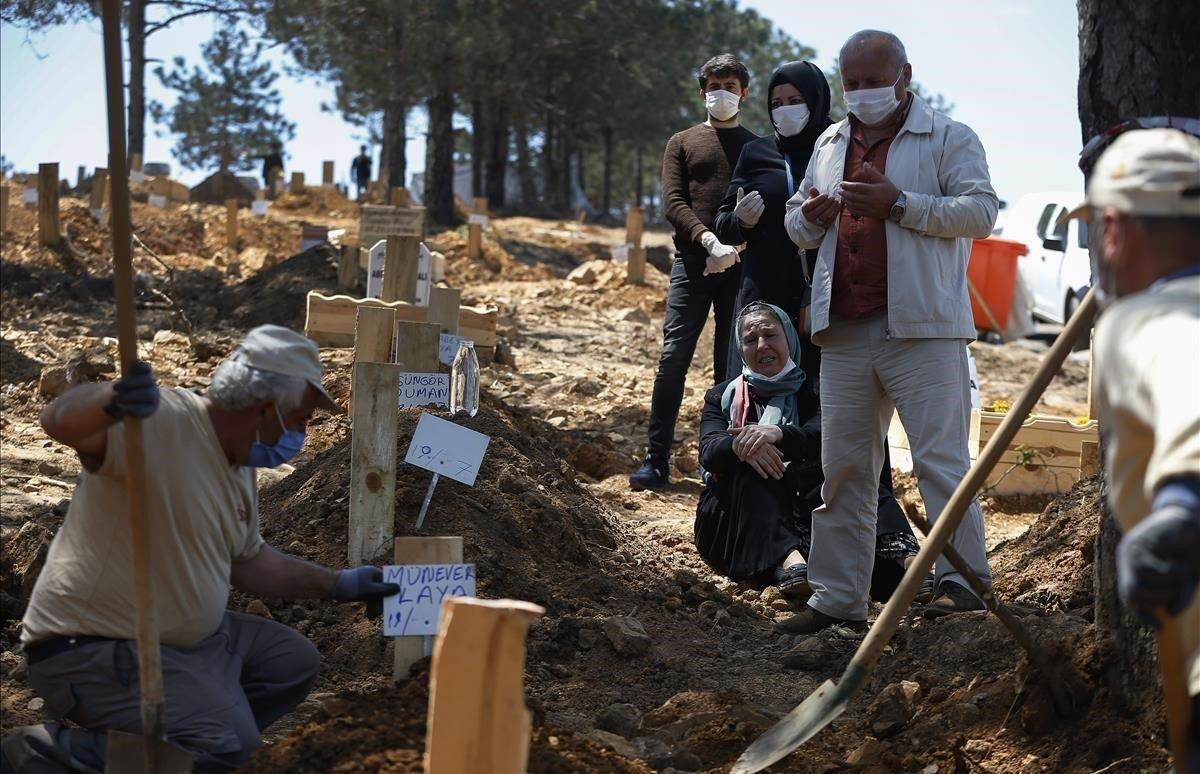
1,0,1084,205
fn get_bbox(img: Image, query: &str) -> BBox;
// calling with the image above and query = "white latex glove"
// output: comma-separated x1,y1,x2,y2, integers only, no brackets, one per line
700,231,739,275
734,187,765,228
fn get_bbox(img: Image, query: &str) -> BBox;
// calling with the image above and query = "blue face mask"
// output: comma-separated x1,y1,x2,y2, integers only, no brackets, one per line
246,405,305,468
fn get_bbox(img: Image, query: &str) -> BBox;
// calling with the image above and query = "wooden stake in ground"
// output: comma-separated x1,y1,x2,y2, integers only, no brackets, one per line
625,206,646,284
427,287,461,336
338,245,361,291
393,537,463,679
467,197,487,261
38,162,61,247
291,171,305,195
90,168,109,215
393,321,441,373
322,161,334,186
225,199,238,250
424,598,546,773
382,235,421,303
99,0,192,770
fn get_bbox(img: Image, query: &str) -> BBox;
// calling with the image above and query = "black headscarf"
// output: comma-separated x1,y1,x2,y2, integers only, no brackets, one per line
767,61,832,183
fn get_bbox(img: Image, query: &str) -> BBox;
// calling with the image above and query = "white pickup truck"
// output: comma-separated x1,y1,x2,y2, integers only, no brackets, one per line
996,192,1091,325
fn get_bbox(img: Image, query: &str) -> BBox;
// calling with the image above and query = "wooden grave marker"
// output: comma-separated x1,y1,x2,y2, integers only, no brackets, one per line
625,206,646,284
89,168,109,216
348,307,401,566
360,205,426,255
38,163,61,247
322,160,335,186
394,321,441,373
225,199,238,249
393,537,463,678
467,197,488,261
390,187,414,207
291,171,305,194
382,235,421,304
338,244,361,290
428,287,462,336
425,598,545,773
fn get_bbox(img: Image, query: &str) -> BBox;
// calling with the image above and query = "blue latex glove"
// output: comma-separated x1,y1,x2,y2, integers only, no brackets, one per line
1117,496,1200,628
104,361,160,420
332,566,399,602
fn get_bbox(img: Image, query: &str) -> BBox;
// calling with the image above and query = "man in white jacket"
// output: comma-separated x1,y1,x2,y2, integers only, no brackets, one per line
777,30,999,633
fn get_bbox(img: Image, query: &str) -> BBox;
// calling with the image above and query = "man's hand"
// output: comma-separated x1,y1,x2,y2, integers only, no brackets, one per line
743,442,786,480
734,187,765,228
700,231,739,276
1117,504,1200,627
104,361,160,420
839,163,900,220
800,186,841,227
332,566,400,602
730,424,783,459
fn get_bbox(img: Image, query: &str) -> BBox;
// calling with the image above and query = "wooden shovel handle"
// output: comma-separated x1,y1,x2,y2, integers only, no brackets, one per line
101,0,166,742
848,289,1098,675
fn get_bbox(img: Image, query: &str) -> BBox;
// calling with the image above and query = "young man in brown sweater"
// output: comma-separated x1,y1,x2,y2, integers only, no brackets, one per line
631,53,757,490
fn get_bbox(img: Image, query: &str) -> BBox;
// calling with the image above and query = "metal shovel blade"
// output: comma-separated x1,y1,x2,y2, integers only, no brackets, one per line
105,730,193,773
731,678,850,774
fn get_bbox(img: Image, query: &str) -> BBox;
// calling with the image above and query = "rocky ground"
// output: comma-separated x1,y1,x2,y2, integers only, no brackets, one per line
0,195,1162,772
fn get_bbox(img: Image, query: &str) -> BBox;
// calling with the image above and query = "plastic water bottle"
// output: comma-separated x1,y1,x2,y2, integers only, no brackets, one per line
449,340,479,417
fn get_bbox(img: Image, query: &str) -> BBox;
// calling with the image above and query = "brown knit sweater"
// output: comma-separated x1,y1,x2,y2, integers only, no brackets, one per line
660,122,757,258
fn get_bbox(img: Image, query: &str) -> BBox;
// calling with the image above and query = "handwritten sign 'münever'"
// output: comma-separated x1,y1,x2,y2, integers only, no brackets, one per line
383,563,476,636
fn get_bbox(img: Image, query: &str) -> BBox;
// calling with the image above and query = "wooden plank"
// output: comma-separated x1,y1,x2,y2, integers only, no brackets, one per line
393,321,441,372
322,160,335,185
38,162,60,247
354,307,396,363
428,287,461,336
472,196,488,214
626,246,646,284
625,206,645,247
425,598,545,774
360,204,426,248
304,291,498,352
338,244,361,291
90,168,109,212
468,197,488,260
130,153,142,174
1079,440,1100,478
225,199,238,249
394,537,464,679
382,235,421,303
291,171,305,194
349,362,401,566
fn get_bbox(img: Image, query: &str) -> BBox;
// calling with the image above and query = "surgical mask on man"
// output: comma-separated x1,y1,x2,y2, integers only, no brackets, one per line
705,89,741,121
843,73,903,125
246,404,305,468
772,104,810,137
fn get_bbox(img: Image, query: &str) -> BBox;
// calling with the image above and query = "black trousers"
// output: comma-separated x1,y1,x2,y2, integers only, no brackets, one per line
647,254,741,460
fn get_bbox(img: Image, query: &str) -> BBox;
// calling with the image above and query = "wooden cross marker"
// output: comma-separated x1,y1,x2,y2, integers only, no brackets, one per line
393,321,441,372
467,197,487,261
38,163,61,247
90,168,109,214
225,199,238,250
76,165,87,190
322,160,335,186
291,171,305,194
129,152,142,175
428,287,461,336
382,235,421,304
348,307,401,566
393,537,463,679
424,597,546,773
338,244,361,291
625,206,646,284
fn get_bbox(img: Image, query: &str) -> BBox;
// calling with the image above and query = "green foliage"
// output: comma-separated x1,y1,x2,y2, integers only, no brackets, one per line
150,26,295,173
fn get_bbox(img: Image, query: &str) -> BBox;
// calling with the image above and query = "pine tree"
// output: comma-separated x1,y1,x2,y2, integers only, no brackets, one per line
150,26,295,174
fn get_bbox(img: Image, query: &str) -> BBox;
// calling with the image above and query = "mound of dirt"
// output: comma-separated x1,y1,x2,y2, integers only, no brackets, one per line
271,186,360,218
429,230,558,286
224,244,341,331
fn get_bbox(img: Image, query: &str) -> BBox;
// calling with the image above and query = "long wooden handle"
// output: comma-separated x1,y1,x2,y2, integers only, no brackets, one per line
101,0,166,745
1157,613,1193,770
849,289,1098,675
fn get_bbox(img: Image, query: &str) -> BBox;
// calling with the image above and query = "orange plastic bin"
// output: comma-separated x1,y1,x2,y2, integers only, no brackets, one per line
967,236,1027,332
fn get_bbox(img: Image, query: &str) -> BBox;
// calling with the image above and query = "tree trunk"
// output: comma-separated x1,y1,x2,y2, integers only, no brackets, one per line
127,0,147,165
1077,0,1200,143
541,111,557,212
513,111,537,208
383,104,407,189
557,125,572,213
633,145,644,208
471,97,485,200
425,0,458,226
602,125,613,216
1077,0,1200,711
485,97,509,209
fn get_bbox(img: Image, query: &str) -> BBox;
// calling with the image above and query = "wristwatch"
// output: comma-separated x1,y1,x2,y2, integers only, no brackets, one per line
889,191,907,223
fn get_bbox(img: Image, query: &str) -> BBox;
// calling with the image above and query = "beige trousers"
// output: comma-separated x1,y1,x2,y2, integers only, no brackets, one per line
809,313,991,620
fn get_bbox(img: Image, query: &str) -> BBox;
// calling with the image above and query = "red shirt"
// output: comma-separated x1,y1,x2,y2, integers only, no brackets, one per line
831,95,912,319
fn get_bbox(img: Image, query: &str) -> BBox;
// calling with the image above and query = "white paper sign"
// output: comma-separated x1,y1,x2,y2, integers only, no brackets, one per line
415,242,432,306
404,412,490,486
438,333,467,367
130,170,148,183
23,188,38,205
251,200,269,216
467,213,488,227
148,194,166,209
610,243,630,263
383,563,476,636
366,239,387,299
398,372,449,408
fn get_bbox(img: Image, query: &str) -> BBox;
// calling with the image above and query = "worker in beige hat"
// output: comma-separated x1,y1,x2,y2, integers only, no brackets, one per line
4,325,398,772
1065,126,1200,767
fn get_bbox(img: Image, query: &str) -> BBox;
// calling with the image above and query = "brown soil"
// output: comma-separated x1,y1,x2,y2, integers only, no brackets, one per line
0,199,1167,772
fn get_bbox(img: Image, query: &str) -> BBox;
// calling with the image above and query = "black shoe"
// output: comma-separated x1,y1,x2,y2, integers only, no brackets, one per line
915,574,937,604
629,456,669,491
1,724,97,773
773,605,866,635
775,563,811,600
923,579,986,619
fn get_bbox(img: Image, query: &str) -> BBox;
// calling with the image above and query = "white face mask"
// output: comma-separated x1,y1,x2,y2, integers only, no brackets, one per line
772,104,810,137
705,89,741,121
843,73,903,125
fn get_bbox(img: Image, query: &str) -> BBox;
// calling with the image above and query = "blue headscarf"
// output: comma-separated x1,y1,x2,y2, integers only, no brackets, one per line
720,302,806,426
